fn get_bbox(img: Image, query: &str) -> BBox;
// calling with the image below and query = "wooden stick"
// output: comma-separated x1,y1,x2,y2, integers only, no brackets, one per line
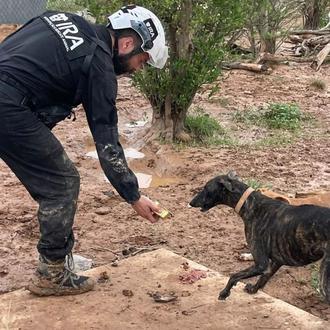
289,29,330,36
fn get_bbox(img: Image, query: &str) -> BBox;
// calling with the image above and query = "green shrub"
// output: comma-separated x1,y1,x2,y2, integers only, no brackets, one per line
263,103,302,130
185,108,224,141
47,0,83,12
234,103,308,131
310,79,326,91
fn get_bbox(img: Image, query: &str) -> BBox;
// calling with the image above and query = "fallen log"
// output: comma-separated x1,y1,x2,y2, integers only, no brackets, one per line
311,42,330,71
222,62,270,73
289,29,330,36
306,35,330,48
288,35,303,44
256,52,315,64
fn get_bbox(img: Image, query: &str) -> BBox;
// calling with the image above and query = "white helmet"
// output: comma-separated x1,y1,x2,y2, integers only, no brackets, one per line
108,5,169,69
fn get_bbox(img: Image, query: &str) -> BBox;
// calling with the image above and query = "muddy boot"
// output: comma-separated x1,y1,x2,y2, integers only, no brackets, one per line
27,254,95,296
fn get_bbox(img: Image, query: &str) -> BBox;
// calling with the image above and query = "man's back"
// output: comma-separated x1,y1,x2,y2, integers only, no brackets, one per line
0,12,96,107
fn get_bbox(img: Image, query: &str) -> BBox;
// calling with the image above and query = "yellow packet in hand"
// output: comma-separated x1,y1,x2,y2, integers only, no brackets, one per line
154,201,172,219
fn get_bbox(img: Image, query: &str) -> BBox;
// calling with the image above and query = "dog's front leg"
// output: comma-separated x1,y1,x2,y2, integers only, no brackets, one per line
320,246,330,303
219,246,269,300
244,261,281,294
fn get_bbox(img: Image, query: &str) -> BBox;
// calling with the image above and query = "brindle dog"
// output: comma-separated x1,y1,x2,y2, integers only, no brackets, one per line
189,172,330,302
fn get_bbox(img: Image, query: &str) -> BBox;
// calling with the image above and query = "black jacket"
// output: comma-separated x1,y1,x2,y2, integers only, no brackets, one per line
0,11,140,203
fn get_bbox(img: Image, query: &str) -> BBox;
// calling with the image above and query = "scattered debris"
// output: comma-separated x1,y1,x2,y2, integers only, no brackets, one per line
122,247,138,256
91,245,120,256
179,269,208,284
126,120,148,128
148,291,178,303
284,29,330,70
98,271,110,284
122,246,158,258
122,289,134,297
182,310,197,316
181,291,191,297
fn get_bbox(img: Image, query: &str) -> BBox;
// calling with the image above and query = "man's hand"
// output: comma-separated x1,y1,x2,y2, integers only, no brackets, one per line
131,196,161,223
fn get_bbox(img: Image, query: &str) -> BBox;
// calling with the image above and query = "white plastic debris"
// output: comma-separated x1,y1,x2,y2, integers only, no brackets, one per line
104,172,152,189
124,148,145,159
239,253,254,261
66,254,93,272
86,150,98,159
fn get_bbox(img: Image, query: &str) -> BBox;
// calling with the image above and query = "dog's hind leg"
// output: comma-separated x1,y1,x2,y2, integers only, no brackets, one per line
319,247,330,303
218,248,269,300
244,261,281,294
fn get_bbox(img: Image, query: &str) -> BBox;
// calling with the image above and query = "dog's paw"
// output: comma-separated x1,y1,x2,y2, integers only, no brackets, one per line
244,283,258,294
218,290,230,300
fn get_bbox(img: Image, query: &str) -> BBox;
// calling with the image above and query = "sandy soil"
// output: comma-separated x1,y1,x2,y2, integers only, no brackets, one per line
1,25,330,321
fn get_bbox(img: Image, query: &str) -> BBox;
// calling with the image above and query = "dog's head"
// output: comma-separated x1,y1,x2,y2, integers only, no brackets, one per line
189,171,242,212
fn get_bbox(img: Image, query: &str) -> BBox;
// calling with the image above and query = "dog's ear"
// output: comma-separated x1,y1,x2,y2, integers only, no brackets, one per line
219,178,233,192
227,170,239,180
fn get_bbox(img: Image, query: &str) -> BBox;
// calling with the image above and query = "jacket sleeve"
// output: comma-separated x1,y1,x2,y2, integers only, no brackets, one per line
81,47,140,203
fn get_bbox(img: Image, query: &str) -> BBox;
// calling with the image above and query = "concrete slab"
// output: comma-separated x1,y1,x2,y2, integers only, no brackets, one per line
0,248,328,330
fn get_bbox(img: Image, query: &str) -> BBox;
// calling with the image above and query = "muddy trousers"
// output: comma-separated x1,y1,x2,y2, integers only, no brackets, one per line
0,84,80,261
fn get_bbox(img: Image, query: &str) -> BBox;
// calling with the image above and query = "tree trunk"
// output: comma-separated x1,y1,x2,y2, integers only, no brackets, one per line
303,0,322,29
260,36,276,54
256,4,276,54
146,0,194,142
172,106,191,142
147,99,191,143
149,0,193,142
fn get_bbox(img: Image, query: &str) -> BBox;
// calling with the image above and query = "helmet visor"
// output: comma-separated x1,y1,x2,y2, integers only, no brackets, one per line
130,20,153,51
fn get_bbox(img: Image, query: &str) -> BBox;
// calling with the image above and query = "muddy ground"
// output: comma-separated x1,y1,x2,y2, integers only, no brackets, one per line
0,25,330,321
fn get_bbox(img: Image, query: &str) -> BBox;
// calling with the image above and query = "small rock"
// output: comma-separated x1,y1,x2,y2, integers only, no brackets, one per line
111,260,119,267
182,310,196,316
0,269,9,277
148,291,178,303
122,289,134,297
182,262,189,271
95,207,112,215
19,214,34,223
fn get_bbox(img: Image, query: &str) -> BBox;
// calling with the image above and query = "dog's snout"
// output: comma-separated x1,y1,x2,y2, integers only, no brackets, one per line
189,195,201,208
